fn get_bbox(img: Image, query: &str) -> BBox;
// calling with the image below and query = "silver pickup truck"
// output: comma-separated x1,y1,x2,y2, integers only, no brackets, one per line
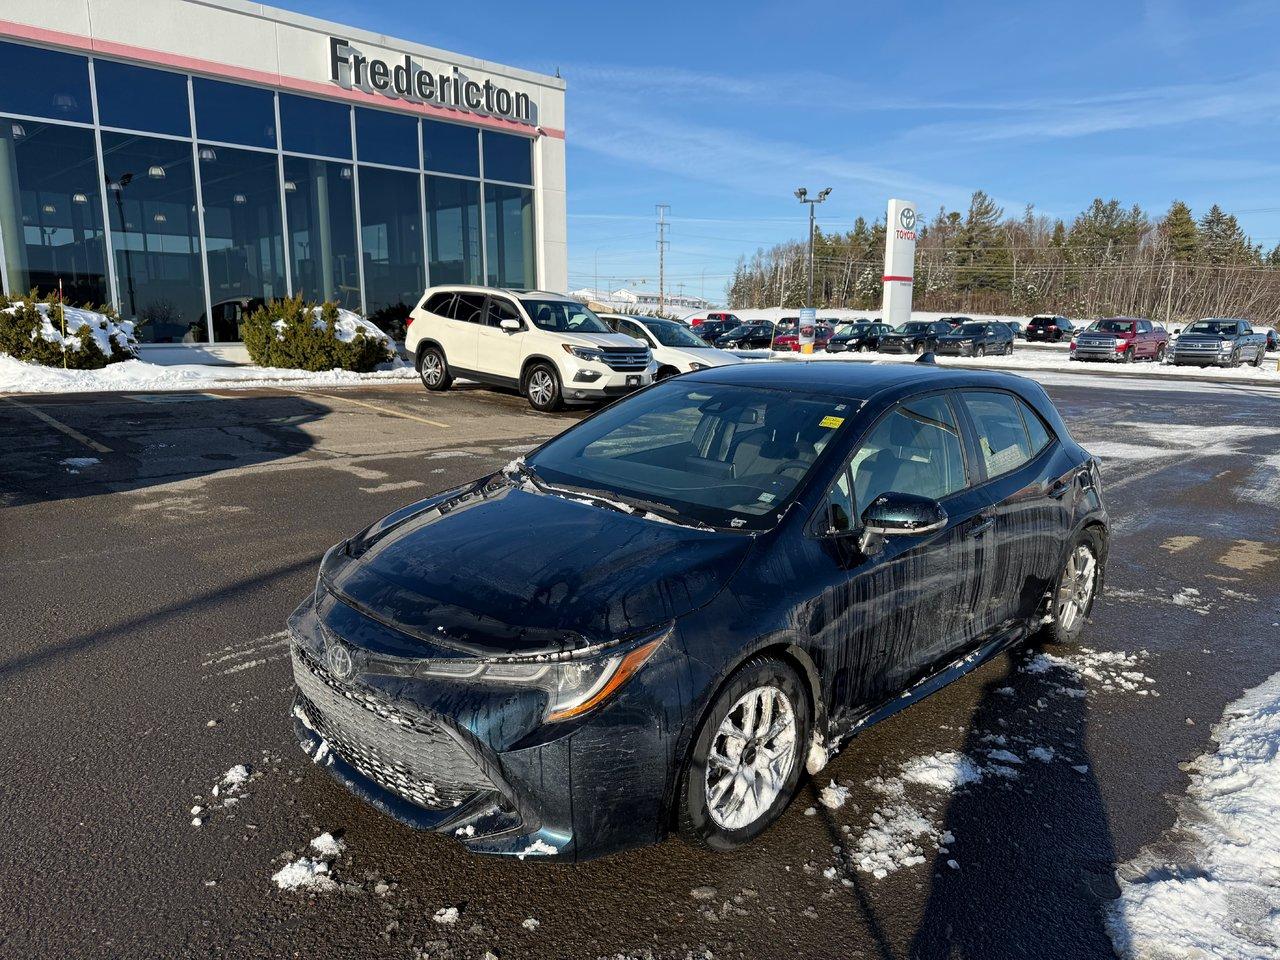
1170,318,1268,368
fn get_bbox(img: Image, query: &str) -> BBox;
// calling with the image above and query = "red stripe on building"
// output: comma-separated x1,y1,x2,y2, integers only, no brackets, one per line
882,275,914,282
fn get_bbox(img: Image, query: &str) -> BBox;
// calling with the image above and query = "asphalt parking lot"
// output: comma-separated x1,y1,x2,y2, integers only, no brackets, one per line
2,374,1279,960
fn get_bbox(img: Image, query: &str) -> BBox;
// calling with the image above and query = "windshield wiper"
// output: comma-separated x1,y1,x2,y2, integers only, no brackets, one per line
544,481,718,531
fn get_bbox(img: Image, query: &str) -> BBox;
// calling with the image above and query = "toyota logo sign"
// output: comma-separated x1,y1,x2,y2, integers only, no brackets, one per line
326,641,355,681
899,207,917,231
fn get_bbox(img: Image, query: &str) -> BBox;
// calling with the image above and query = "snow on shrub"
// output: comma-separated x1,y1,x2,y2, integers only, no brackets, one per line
0,293,138,369
242,297,396,373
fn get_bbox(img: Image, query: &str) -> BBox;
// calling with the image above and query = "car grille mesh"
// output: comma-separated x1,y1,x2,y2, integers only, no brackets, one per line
292,645,488,810
600,347,650,371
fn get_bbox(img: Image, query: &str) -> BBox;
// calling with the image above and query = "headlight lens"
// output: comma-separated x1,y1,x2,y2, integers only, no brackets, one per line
688,361,708,371
415,626,669,722
562,344,605,362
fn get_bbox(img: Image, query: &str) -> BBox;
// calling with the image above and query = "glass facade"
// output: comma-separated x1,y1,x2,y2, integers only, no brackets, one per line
0,39,539,343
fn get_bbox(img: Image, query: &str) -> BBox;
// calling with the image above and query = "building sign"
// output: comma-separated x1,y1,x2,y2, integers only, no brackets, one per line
798,306,817,353
882,198,917,329
329,37,534,124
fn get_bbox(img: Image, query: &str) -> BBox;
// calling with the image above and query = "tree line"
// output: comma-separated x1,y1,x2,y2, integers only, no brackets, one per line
726,192,1280,323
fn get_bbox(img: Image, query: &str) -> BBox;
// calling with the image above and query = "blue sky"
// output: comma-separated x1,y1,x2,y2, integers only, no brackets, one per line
277,0,1280,302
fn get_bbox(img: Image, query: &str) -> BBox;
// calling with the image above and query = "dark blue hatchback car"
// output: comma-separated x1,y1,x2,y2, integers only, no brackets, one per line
287,361,1108,860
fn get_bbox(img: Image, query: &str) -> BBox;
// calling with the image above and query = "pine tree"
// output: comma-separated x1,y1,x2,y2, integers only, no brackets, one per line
957,191,1009,293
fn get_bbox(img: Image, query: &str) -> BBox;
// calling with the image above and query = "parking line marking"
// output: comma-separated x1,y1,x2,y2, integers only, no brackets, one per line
296,390,450,428
0,396,113,453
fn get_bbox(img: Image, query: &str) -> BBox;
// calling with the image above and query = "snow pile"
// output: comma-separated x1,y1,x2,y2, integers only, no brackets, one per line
3,301,137,356
0,353,415,394
273,831,347,893
272,307,389,346
309,832,345,858
433,906,460,925
1107,670,1280,959
899,751,985,792
190,763,257,826
818,780,851,810
1024,648,1154,694
855,806,949,879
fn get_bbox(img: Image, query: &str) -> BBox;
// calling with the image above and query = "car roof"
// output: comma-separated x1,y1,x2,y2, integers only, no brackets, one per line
423,285,568,300
684,360,1034,401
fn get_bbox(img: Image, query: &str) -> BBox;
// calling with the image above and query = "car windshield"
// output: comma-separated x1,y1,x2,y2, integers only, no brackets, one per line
959,324,988,335
897,323,929,333
1091,319,1135,333
723,324,755,337
639,317,706,348
521,298,611,333
524,381,852,531
1185,320,1238,335
837,323,869,336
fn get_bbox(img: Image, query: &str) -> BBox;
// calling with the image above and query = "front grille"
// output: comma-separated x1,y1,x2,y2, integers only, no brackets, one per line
1075,336,1118,357
599,347,650,371
292,645,490,810
1173,342,1221,356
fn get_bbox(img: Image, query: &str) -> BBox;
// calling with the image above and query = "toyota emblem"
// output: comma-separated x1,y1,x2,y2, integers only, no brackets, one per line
899,207,917,230
326,642,355,680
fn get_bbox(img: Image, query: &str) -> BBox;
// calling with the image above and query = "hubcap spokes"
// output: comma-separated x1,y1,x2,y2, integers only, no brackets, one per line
423,356,442,385
529,372,553,404
705,685,797,831
1056,545,1097,632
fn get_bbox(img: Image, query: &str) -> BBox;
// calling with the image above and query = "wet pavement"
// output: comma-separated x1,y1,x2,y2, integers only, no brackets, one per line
1,374,1278,959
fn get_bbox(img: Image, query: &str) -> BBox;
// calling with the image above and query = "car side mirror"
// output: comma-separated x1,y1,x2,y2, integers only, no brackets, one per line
860,492,948,537
500,318,522,333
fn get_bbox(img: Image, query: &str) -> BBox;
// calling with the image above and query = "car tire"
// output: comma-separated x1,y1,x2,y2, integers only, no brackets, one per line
1229,349,1241,368
975,345,986,358
1254,347,1266,368
524,362,563,412
678,657,811,852
1042,528,1103,645
914,342,925,355
418,345,453,392
1121,345,1134,363
1156,344,1167,363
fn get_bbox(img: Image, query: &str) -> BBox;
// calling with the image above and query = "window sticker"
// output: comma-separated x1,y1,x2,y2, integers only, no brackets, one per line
819,415,845,429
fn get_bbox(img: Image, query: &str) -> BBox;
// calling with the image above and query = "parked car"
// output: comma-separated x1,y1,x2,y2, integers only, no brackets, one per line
715,322,777,350
1168,318,1268,368
1025,315,1075,343
1070,317,1169,363
602,313,743,378
773,322,836,352
408,286,656,412
877,320,954,355
286,361,1108,860
1004,320,1026,340
934,321,1015,357
691,311,741,328
939,316,973,329
825,321,894,353
693,319,735,344
1254,325,1279,352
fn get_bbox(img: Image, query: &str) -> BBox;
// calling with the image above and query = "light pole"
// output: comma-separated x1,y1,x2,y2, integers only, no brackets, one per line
794,187,831,309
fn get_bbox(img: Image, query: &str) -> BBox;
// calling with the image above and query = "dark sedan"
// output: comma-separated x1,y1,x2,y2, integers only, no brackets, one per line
825,320,894,353
935,322,1015,357
877,320,955,355
715,322,777,350
286,362,1108,861
693,319,735,344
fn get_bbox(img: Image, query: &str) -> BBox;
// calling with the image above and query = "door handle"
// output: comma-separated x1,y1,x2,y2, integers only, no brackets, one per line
1049,478,1072,499
969,516,995,537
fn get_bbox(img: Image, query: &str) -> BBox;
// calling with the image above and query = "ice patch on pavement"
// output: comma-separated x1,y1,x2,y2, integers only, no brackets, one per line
59,456,99,472
1107,669,1280,960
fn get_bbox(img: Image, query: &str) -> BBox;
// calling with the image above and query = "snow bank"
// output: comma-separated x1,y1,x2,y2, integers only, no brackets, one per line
0,353,415,394
1107,670,1280,959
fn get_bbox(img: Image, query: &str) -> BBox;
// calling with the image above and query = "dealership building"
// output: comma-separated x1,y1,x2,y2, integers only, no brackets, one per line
0,0,567,354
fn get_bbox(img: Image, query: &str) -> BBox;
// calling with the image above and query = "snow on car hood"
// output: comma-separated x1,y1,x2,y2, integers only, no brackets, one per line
322,479,752,655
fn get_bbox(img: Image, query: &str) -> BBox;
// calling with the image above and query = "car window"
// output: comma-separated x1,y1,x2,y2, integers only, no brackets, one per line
425,292,455,316
520,298,611,333
961,391,1034,478
823,467,855,533
1138,320,1152,333
847,394,967,511
1021,399,1053,454
618,319,650,343
484,297,521,328
453,293,486,324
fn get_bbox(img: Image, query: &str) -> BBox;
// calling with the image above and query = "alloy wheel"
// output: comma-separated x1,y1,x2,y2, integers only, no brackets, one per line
1056,544,1097,634
528,369,556,406
421,353,443,386
704,685,798,831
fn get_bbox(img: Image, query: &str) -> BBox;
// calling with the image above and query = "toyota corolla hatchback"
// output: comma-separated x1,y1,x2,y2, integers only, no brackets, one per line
287,362,1108,861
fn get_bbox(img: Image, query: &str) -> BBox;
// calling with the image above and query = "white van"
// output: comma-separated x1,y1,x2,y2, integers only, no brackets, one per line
406,287,656,411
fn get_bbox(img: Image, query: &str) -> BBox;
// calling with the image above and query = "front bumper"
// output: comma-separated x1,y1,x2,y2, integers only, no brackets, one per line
935,343,974,355
560,361,656,403
1170,350,1231,366
877,341,915,354
1071,345,1127,361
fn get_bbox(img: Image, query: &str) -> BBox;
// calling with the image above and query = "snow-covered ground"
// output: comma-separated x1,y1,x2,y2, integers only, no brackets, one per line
1107,670,1280,960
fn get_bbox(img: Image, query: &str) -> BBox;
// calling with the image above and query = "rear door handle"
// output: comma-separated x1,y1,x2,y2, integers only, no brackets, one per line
1049,478,1072,499
969,515,995,537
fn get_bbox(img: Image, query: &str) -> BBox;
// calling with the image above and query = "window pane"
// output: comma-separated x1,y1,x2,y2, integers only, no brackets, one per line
357,165,424,322
852,395,967,509
283,156,360,311
422,119,478,177
279,94,350,159
0,121,108,303
199,145,286,341
356,108,417,169
193,78,275,149
482,130,531,184
1021,400,1052,453
95,61,190,136
962,391,1033,477
425,175,480,285
0,41,92,123
101,132,206,342
825,469,855,532
484,183,534,288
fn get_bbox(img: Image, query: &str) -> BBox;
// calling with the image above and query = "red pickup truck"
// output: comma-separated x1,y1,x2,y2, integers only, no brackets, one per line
772,323,835,352
1070,317,1169,362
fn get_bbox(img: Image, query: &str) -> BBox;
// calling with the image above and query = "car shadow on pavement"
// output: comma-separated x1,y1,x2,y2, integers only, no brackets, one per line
907,653,1118,960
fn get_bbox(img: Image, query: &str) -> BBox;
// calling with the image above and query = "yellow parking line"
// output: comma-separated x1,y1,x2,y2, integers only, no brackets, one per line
298,390,450,429
0,396,113,453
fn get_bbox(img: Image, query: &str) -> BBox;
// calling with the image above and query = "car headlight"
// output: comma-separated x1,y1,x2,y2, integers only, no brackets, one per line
414,626,669,722
1218,342,1233,353
562,344,605,362
688,361,708,371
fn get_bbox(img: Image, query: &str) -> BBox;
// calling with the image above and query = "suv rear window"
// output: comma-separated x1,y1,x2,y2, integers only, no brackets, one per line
424,292,455,316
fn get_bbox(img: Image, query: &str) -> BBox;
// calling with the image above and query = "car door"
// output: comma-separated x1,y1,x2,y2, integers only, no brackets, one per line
473,295,526,383
956,389,1068,634
808,391,991,709
436,292,482,371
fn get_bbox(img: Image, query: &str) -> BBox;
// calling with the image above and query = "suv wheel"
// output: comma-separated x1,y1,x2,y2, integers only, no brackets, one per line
418,346,453,391
678,657,810,852
914,342,925,355
975,344,986,358
524,363,563,412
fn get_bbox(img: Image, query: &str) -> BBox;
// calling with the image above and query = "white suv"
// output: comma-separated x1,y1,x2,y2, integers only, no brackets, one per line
406,287,657,411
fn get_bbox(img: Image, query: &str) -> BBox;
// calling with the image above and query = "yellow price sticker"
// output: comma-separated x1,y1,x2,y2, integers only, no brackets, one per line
819,415,845,429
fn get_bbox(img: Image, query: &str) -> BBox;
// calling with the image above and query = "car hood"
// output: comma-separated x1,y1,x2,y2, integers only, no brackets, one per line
938,333,977,341
1177,333,1227,343
559,331,647,349
322,479,753,656
656,346,740,367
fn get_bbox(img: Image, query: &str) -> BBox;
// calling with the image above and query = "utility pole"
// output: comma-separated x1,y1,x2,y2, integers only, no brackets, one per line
656,203,670,314
794,187,832,309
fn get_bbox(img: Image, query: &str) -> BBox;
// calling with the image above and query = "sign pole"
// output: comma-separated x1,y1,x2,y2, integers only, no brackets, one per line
882,199,917,330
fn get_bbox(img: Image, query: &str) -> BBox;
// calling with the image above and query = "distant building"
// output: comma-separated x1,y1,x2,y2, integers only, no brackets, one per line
570,287,712,315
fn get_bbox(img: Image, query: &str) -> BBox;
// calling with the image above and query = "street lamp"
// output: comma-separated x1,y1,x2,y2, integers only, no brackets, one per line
795,186,832,311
